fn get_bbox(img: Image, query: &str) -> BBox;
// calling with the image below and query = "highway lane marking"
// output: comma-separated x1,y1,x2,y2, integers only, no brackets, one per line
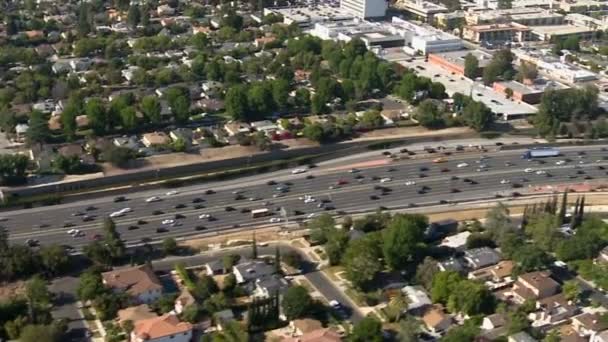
9,159,608,238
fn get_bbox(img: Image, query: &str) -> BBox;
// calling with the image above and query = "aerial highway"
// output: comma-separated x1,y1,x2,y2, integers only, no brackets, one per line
5,144,608,250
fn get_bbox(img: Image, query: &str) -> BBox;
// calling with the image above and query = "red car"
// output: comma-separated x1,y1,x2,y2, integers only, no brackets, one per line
337,179,349,185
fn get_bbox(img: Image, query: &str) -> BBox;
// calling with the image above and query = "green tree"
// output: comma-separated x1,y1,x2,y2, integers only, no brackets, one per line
212,321,248,342
324,228,349,265
26,110,50,145
397,316,420,342
162,237,178,255
383,214,428,270
415,100,445,129
60,102,78,140
464,53,480,79
431,271,462,303
77,269,106,301
171,96,190,123
351,316,383,342
271,79,290,112
193,275,219,301
19,323,64,342
563,280,581,302
26,276,51,319
294,88,311,109
127,4,141,29
102,146,135,168
281,286,312,320
225,86,249,121
0,154,30,185
85,98,108,135
415,257,439,290
447,280,495,315
524,213,560,252
462,100,493,131
119,107,138,131
141,95,162,124
39,245,70,276
343,235,382,289
103,218,125,261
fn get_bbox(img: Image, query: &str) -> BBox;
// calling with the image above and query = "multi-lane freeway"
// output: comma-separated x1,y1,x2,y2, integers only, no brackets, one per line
5,144,608,250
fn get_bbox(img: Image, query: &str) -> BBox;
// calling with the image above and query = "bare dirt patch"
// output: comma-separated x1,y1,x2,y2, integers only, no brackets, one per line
0,280,26,299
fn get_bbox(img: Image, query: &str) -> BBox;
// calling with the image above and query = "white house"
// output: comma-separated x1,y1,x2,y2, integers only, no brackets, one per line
233,261,275,284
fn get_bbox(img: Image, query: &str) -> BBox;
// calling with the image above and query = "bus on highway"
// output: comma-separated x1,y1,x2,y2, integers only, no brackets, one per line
251,208,270,218
522,148,560,159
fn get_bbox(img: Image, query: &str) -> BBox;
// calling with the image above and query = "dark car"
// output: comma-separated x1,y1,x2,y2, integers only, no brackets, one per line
598,166,606,170
495,194,503,198
585,175,594,180
266,180,277,185
175,203,187,209
387,167,397,172
511,192,521,197
195,225,206,231
152,210,164,215
439,200,448,204
82,215,94,222
175,214,185,219
418,173,427,178
451,188,460,193
293,210,304,216
470,180,479,185
512,183,523,188
85,206,97,211
306,175,315,179
225,206,236,212
128,225,139,230
577,170,586,175
419,166,429,172
234,194,245,201
192,198,204,203
113,196,127,203
204,189,215,195
194,204,205,210
138,219,148,225
63,222,75,228
156,227,168,233
441,168,450,173
241,208,251,213
418,189,426,194
354,174,364,179
450,176,459,180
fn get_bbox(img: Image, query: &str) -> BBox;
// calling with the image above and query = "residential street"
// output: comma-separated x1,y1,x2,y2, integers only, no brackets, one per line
50,242,364,340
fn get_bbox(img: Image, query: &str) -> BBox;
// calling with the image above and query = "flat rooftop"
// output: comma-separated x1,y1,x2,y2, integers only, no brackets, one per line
402,58,538,118
531,24,594,36
266,5,353,24
495,79,569,94
398,0,448,12
431,49,494,68
467,23,531,32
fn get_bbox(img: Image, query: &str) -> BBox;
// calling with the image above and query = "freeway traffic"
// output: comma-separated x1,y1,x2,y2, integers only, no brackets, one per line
6,145,608,250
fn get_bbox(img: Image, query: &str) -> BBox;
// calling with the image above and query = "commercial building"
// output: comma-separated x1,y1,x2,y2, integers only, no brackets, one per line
463,23,532,43
396,0,448,22
340,0,388,18
565,13,608,30
435,11,466,30
513,48,598,83
530,24,595,41
492,78,569,104
465,7,561,26
558,0,608,13
428,49,493,76
310,20,405,48
391,17,463,54
264,5,354,28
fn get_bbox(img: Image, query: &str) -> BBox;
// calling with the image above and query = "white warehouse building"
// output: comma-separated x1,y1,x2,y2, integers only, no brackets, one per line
390,17,463,54
340,0,387,18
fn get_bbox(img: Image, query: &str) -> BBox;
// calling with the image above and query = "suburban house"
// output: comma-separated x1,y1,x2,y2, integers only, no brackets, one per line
437,258,465,273
439,231,471,250
464,247,501,270
117,304,157,326
572,312,608,338
174,289,196,315
508,331,537,342
482,313,508,331
290,319,323,336
282,328,342,342
251,120,279,133
131,313,193,342
468,260,515,288
254,274,290,298
169,128,193,146
233,260,275,284
101,264,163,304
205,260,225,276
422,305,452,334
224,121,251,136
425,219,459,241
510,271,560,304
142,132,171,147
531,293,578,327
402,285,432,315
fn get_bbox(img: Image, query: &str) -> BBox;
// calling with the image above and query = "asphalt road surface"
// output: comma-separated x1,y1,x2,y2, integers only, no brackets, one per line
6,145,608,250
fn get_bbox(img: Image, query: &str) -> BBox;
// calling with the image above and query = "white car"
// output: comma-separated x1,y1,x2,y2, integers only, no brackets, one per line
74,230,84,237
146,196,162,203
555,160,566,165
304,198,316,204
291,168,307,174
535,170,546,175
166,190,179,196
199,214,211,219
349,168,359,173
500,179,510,184
380,177,392,183
273,193,284,198
109,211,124,218
269,218,282,223
306,213,316,219
67,229,77,235
119,207,132,213
457,163,469,168
162,219,175,225
405,180,416,186
524,168,533,173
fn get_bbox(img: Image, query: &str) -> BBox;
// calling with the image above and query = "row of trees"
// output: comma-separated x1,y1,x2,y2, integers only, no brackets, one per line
534,86,599,138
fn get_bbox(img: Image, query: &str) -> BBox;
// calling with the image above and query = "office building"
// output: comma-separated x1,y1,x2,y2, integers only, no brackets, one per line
340,0,387,18
396,0,448,22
